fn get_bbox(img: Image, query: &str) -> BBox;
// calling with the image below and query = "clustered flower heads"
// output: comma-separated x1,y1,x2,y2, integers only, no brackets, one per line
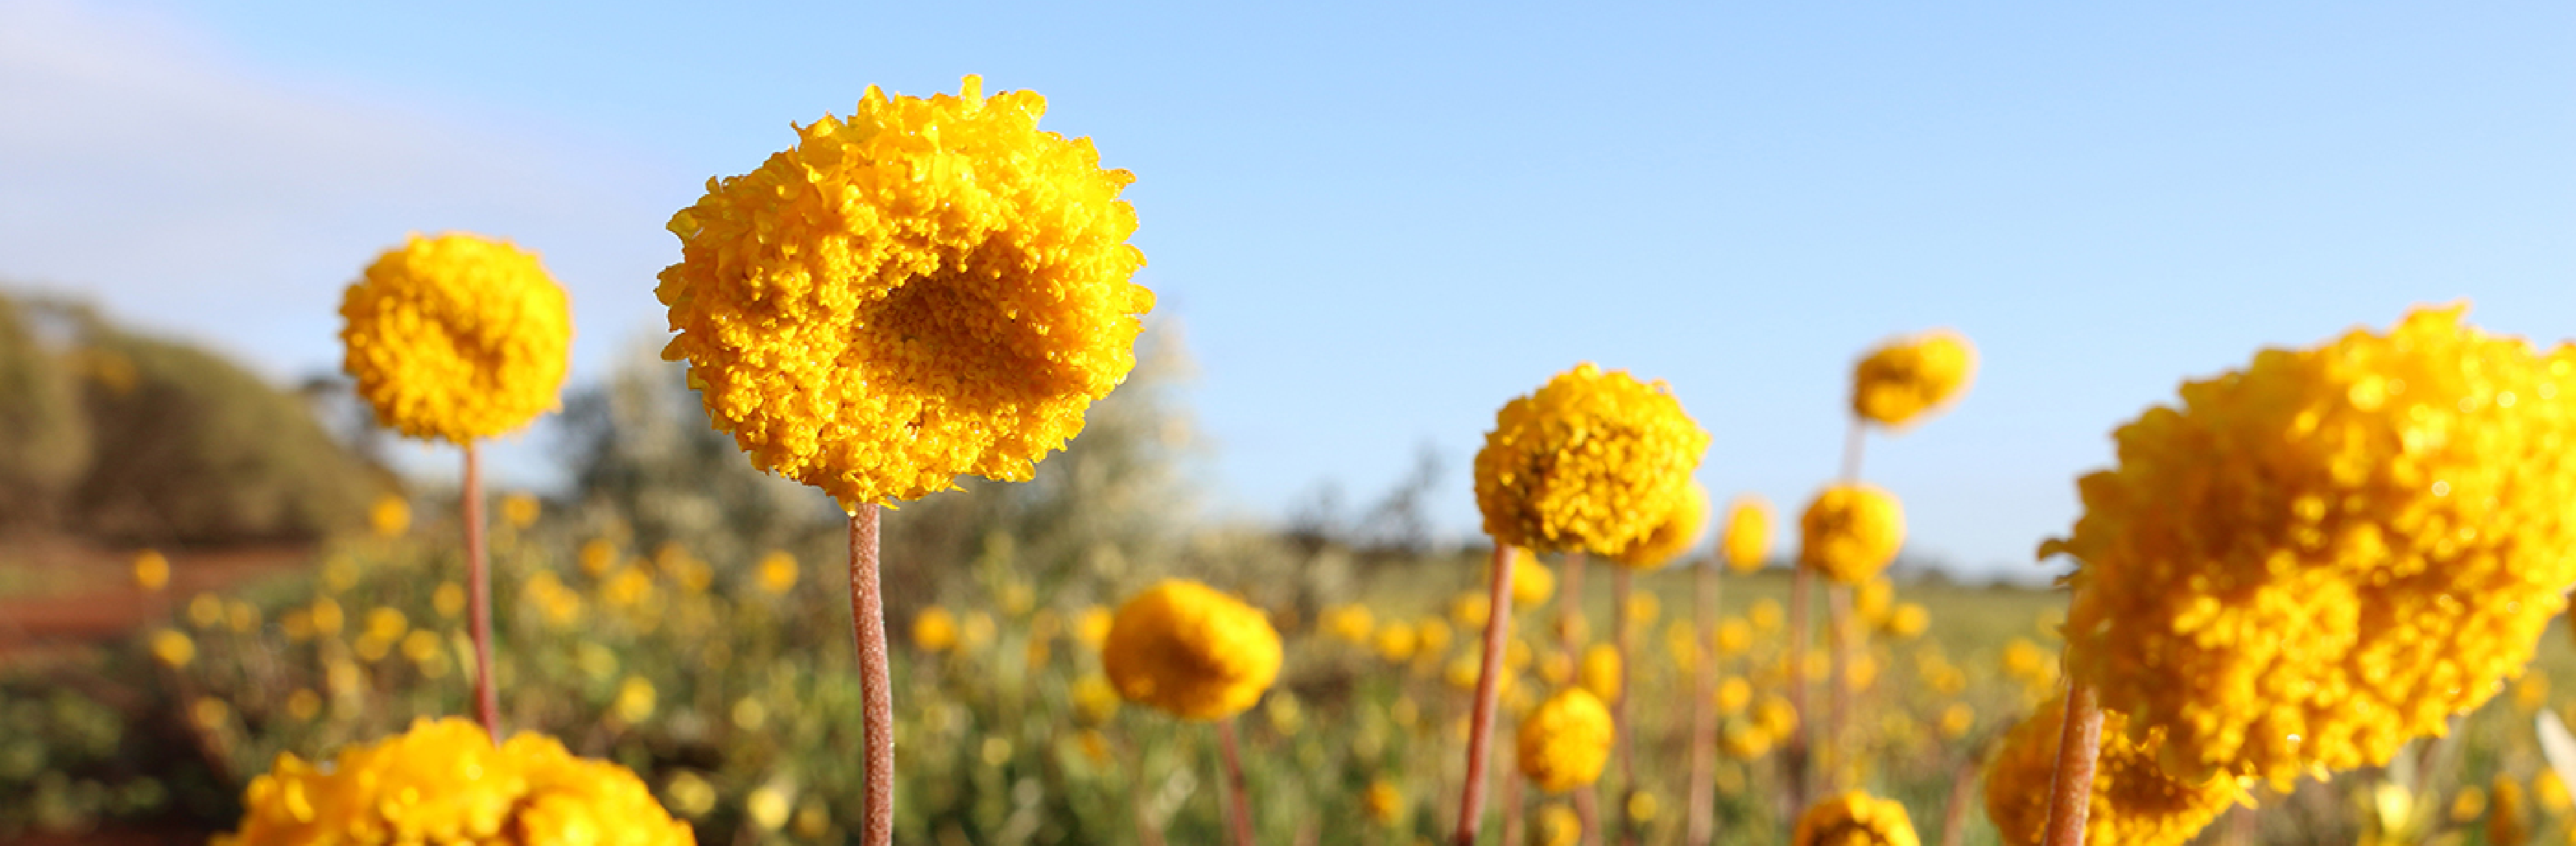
1721,495,1773,573
1613,481,1709,570
341,233,573,443
1474,364,1711,557
1852,330,1976,428
1792,792,1919,846
1798,483,1906,585
214,717,693,846
1101,579,1281,720
657,75,1154,508
2043,306,2576,786
1983,696,2241,846
1517,687,1614,793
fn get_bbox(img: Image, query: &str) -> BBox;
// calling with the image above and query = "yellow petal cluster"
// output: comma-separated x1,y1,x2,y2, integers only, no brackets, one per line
1511,557,1557,607
1474,364,1710,556
1721,495,1772,573
1852,330,1975,428
656,76,1153,507
1101,580,1280,720
213,717,693,846
1516,688,1614,793
1792,792,1920,846
2043,306,2576,786
341,233,572,443
1798,484,1906,585
1614,481,1709,570
1982,697,2240,846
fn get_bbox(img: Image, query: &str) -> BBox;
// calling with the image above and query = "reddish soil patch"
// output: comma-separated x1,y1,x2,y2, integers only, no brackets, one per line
0,538,312,663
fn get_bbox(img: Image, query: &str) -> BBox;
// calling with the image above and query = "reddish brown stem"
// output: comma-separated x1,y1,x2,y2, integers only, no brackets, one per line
1940,743,1985,846
1218,719,1256,846
2039,683,2103,846
1825,583,1852,793
849,507,895,846
1612,567,1634,845
1684,559,1718,846
1455,545,1518,845
462,441,499,738
1500,771,1525,846
1785,562,1812,814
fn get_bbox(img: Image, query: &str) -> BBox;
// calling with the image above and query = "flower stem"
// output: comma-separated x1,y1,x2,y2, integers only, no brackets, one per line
1612,567,1635,845
1825,583,1853,793
462,440,498,738
1455,545,1518,846
2039,683,2103,846
849,507,895,846
1684,557,1718,846
1785,561,1812,814
1563,552,1599,846
1218,718,1256,846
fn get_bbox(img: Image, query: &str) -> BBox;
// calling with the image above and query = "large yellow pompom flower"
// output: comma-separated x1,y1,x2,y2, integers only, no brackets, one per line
213,717,692,846
1852,330,1975,428
1720,495,1773,574
1615,481,1709,569
1101,580,1281,720
1793,793,1919,846
1798,484,1905,585
341,233,572,443
657,76,1153,508
1517,687,1615,793
1983,697,2241,846
1474,364,1711,557
2043,306,2576,787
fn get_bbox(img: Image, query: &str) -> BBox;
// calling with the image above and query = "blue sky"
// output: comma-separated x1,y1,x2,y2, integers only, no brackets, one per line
4,1,2571,576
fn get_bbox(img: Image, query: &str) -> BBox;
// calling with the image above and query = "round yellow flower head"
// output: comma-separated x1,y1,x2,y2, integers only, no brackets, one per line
1721,495,1773,573
1578,643,1622,703
1614,481,1709,570
341,233,572,443
913,606,959,652
1793,792,1920,846
1101,580,1281,720
1798,484,1905,585
1852,330,1975,428
213,717,692,846
1511,556,1557,607
657,76,1153,508
1982,697,2240,846
1474,364,1710,557
1517,687,1614,793
2042,306,2576,787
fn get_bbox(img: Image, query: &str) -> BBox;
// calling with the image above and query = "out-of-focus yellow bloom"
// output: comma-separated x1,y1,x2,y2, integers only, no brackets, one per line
342,233,571,443
1074,605,1113,647
308,598,343,635
1540,805,1582,846
1630,791,1662,823
150,629,195,668
500,493,540,529
1417,619,1453,656
1748,600,1783,633
1513,558,1557,607
187,594,223,628
1101,580,1280,720
1071,674,1121,725
2001,639,2055,688
1851,330,1976,428
2451,785,2489,824
1799,485,1905,585
1475,364,1711,557
1445,656,1485,691
369,495,411,538
1614,482,1709,570
2045,306,2576,787
132,550,170,592
2538,771,2571,816
2515,675,2550,714
794,801,832,839
1721,496,1773,574
1578,644,1623,703
431,582,465,619
1794,792,1920,846
914,607,959,652
960,611,997,651
1666,622,1701,671
2492,776,2529,846
214,718,689,846
1375,621,1421,663
1715,676,1752,714
1265,695,1304,735
400,630,443,667
755,550,798,595
663,771,715,819
1938,704,1973,740
226,601,258,633
1507,638,1536,672
658,77,1152,509
998,580,1037,616
578,538,617,577
1517,688,1614,793
1452,592,1492,629
1364,779,1405,823
1984,697,2240,846
1755,695,1800,739
281,610,312,643
1852,578,1894,623
1627,592,1660,628
746,784,794,832
1715,618,1753,655
1884,603,1930,639
363,607,407,643
1323,604,1376,644
284,689,321,722
613,676,657,723
193,697,232,730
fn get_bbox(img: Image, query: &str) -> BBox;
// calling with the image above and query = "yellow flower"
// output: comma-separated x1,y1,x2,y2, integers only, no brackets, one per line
132,550,170,592
1578,644,1622,703
960,611,997,651
1517,688,1614,793
500,493,540,529
2491,776,2529,846
1071,674,1122,725
578,538,618,577
1715,618,1753,656
1794,792,1920,846
369,495,410,538
1451,592,1492,628
750,551,797,595
1101,580,1281,720
1417,618,1454,656
1540,805,1582,846
1983,697,2239,846
1937,703,1973,739
1375,621,1420,663
1512,558,1557,607
1851,330,1976,428
187,594,224,628
1715,676,1751,714
1754,695,1800,738
432,582,465,619
1074,605,1113,647
1748,599,1782,633
341,233,571,443
284,689,321,722
913,607,959,652
1798,484,1905,585
214,718,690,846
746,784,794,832
1364,779,1405,824
149,628,195,668
613,677,658,723
308,598,343,635
663,771,715,819
1721,495,1773,573
1323,604,1376,644
1474,364,1711,556
657,76,1153,509
2043,306,2576,786
1884,604,1930,639
1614,481,1709,570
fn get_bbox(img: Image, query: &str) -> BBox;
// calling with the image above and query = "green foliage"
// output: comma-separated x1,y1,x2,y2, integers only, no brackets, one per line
0,292,91,528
